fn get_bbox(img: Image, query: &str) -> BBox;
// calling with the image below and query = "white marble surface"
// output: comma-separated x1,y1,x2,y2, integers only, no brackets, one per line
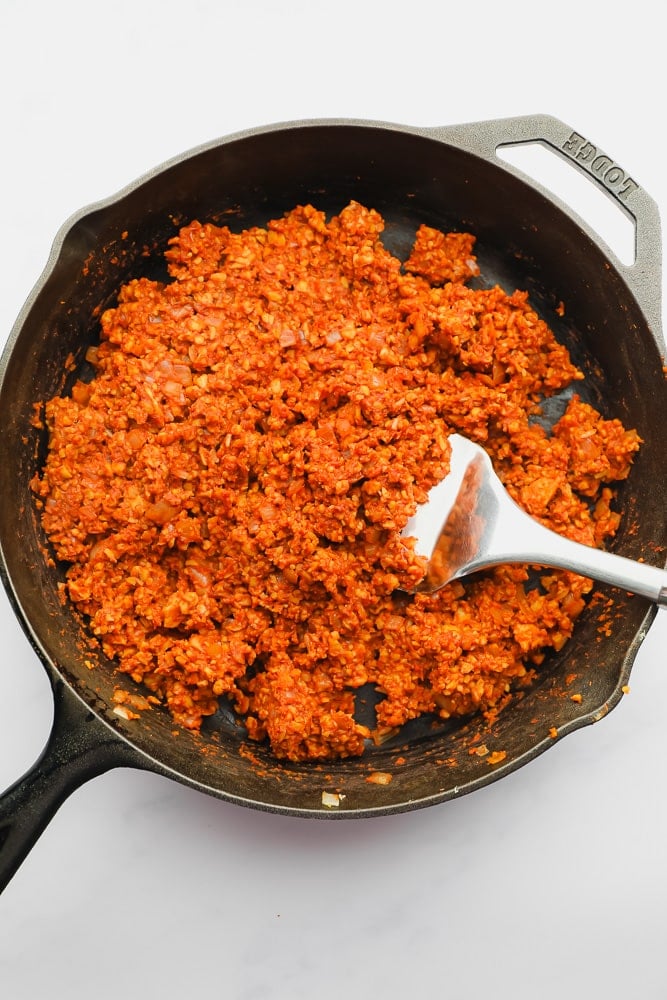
1,2,666,997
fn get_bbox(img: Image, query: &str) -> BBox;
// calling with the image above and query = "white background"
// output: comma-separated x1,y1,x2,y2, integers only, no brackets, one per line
1,2,666,997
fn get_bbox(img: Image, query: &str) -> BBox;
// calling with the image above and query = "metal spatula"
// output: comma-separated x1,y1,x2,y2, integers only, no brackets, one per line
402,433,667,605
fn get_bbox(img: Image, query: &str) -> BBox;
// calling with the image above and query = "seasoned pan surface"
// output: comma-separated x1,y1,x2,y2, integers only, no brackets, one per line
0,117,665,879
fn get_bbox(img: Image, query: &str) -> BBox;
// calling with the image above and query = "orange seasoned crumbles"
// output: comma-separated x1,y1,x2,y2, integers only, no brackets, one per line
31,201,641,761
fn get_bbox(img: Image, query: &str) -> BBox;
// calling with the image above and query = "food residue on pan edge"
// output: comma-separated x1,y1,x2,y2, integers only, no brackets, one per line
31,201,640,762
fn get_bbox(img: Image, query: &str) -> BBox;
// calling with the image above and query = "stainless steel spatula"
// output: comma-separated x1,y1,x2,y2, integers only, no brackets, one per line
402,433,667,605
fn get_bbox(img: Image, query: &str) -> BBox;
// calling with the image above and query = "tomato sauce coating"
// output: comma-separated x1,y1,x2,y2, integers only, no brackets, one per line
32,202,640,761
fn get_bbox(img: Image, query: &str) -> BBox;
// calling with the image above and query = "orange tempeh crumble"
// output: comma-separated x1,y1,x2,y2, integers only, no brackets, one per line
31,201,640,760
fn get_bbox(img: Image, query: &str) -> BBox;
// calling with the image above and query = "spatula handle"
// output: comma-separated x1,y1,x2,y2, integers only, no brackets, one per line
480,482,667,608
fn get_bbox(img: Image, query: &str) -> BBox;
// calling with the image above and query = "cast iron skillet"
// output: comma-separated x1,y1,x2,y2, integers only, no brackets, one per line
1,114,665,892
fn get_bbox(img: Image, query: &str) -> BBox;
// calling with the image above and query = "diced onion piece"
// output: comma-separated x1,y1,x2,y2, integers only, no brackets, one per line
321,791,345,808
366,771,392,785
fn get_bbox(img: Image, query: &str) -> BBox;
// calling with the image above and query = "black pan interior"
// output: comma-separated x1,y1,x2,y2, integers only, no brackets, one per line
1,123,665,815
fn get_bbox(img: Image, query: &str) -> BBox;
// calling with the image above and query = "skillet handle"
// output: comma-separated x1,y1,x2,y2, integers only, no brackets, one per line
433,114,663,346
0,676,143,893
